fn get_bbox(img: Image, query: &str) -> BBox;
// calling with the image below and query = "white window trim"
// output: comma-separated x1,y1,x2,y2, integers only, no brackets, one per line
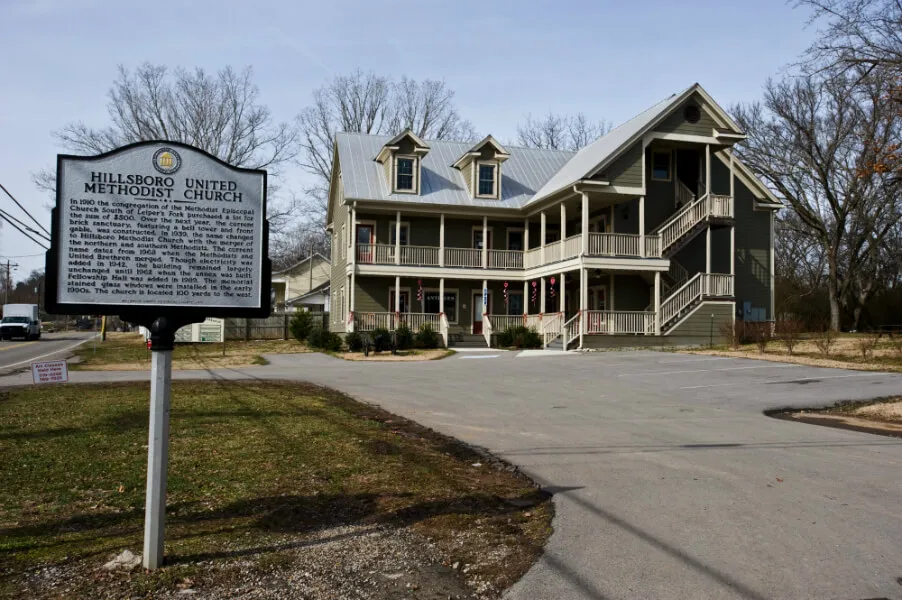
475,160,499,199
388,286,413,313
651,150,672,182
424,287,459,324
340,225,346,260
471,225,494,250
506,227,525,251
394,155,419,194
389,220,411,245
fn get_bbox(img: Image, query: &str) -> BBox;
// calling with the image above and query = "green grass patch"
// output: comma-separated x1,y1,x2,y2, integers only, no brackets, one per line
0,381,549,598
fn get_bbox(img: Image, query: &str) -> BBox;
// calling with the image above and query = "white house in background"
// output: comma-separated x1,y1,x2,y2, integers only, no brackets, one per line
271,253,331,312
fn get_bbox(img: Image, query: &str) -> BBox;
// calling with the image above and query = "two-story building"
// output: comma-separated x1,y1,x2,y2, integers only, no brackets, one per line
326,83,780,349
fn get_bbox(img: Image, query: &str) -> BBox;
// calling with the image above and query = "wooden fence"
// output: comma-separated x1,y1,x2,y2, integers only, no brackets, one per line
224,312,328,340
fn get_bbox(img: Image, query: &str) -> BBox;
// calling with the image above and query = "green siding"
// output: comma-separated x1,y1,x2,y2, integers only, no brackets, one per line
613,274,650,311
355,276,392,313
597,142,643,187
667,301,734,338
654,97,718,137
461,161,474,196
644,147,675,231
733,178,773,320
328,179,348,333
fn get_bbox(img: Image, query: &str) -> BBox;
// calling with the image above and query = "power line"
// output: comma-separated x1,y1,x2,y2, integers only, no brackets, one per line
0,252,46,259
0,212,49,250
0,182,51,237
0,208,50,242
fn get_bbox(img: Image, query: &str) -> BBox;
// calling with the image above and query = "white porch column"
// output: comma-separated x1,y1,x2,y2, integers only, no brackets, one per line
705,144,711,194
729,152,735,276
395,210,401,266
560,202,567,240
347,274,354,332
639,195,646,257
730,227,735,276
349,205,357,265
523,218,530,252
540,277,546,313
581,193,589,255
654,271,662,335
394,276,400,316
350,272,356,316
540,211,547,264
706,226,712,273
560,272,566,315
439,278,445,314
579,267,587,348
439,213,445,267
482,216,488,269
523,280,529,315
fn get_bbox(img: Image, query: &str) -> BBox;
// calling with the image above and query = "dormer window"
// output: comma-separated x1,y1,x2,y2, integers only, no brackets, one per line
477,162,497,198
395,156,416,192
374,129,430,195
452,135,510,200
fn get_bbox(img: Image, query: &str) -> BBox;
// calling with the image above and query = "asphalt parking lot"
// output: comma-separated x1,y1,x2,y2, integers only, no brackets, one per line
5,349,902,599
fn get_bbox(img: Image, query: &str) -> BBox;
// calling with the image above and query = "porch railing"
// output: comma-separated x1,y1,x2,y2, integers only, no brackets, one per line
356,243,395,265
490,314,527,331
644,236,662,258
400,245,440,266
544,240,563,263
584,310,655,335
710,194,734,218
488,249,523,269
562,234,581,260
588,233,641,257
524,314,543,331
399,312,441,331
704,273,734,297
524,247,543,269
355,312,396,331
563,312,581,350
444,247,482,268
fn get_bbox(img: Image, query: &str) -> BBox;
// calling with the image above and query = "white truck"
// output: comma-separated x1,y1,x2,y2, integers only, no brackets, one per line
1,304,41,341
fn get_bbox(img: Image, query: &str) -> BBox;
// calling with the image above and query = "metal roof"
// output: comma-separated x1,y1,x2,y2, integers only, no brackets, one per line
336,133,574,209
335,84,714,210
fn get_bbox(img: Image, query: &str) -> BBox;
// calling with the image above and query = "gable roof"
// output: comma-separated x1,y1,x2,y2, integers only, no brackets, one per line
334,83,750,211
337,132,574,209
273,253,330,277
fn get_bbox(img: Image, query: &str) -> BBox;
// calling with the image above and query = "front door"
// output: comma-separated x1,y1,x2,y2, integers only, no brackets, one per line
356,224,374,263
472,291,489,334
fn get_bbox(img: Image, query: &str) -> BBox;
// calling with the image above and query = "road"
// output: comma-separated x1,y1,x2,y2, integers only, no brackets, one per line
0,331,97,374
2,349,901,599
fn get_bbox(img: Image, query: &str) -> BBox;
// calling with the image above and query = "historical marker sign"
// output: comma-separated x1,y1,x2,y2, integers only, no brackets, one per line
46,141,270,319
44,141,271,570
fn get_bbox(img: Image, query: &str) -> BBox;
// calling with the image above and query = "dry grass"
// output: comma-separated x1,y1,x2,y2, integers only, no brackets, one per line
0,381,551,599
337,349,455,362
687,334,902,372
73,333,309,371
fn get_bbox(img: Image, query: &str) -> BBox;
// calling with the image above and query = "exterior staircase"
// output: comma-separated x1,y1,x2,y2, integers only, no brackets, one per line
650,183,734,259
660,273,734,332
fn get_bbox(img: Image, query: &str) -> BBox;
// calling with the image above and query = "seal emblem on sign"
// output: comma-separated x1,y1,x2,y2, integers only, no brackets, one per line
152,148,182,174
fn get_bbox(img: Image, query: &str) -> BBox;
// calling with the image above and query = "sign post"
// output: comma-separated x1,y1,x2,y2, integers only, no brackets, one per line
45,141,270,569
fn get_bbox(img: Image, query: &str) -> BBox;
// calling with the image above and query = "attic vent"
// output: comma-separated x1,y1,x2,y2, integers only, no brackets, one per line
684,105,701,124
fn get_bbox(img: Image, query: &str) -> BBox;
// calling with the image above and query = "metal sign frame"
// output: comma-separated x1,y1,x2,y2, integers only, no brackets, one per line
44,140,271,322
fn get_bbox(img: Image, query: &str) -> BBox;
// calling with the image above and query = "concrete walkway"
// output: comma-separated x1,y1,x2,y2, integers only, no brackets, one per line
5,350,902,599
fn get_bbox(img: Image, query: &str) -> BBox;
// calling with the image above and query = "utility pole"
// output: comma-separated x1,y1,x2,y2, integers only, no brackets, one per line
4,261,18,304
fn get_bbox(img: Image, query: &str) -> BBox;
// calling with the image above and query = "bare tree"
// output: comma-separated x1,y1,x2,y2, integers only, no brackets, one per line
35,63,298,194
799,0,902,74
733,70,902,330
296,71,476,223
516,112,611,151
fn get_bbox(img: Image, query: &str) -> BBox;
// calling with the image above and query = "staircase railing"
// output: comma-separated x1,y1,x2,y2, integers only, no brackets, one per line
482,314,493,348
563,312,581,350
541,312,563,348
675,180,696,207
660,273,705,327
704,273,734,297
653,195,710,253
669,260,690,287
439,312,449,349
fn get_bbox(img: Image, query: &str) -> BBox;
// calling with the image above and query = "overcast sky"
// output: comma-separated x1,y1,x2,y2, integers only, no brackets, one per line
0,0,819,277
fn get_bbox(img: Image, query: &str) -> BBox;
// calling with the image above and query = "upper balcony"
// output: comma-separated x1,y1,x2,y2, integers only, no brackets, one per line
352,191,732,273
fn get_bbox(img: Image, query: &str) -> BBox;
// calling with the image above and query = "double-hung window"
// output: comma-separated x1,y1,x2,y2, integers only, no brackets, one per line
477,162,497,198
651,151,672,182
395,157,416,192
